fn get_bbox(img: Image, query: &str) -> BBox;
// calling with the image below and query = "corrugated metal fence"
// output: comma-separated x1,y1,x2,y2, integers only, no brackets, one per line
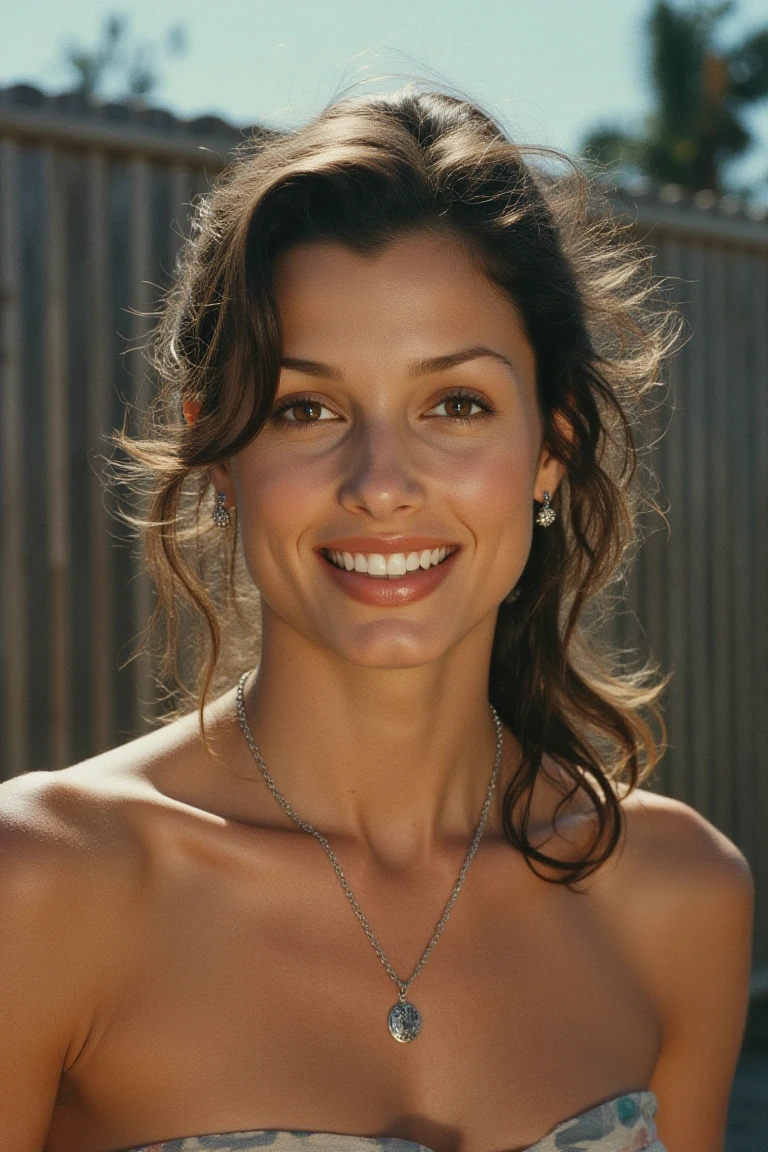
613,205,768,976
0,88,245,771
0,88,766,975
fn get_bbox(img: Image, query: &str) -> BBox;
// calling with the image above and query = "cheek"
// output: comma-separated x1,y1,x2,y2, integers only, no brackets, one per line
448,438,537,552
232,450,325,567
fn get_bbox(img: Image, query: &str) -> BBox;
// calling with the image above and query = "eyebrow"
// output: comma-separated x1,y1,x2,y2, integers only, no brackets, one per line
279,345,518,380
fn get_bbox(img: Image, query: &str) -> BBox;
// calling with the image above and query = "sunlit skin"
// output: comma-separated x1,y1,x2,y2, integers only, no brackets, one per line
0,230,754,1152
209,231,565,857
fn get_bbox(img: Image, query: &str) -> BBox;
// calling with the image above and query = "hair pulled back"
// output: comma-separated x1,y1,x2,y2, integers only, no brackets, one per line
118,85,680,886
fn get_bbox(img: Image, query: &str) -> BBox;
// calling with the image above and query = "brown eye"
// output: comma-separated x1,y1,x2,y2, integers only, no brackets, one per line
293,401,324,422
444,397,475,418
274,398,337,424
430,393,487,419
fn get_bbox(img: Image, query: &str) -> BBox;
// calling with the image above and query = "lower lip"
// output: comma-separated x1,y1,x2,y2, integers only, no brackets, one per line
318,550,460,606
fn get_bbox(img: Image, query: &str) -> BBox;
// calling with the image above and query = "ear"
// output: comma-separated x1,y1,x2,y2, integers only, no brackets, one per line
183,398,202,424
210,461,236,508
533,411,573,503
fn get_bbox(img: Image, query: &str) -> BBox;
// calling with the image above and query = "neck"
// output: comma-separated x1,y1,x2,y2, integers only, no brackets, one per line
234,608,516,867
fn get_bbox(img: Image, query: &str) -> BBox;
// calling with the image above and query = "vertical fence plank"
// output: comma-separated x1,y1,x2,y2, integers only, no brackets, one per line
106,157,137,743
682,242,713,818
635,370,669,793
751,252,768,965
60,151,94,763
0,140,26,779
128,156,156,732
87,151,115,755
705,245,734,835
19,147,52,772
728,248,756,870
657,237,687,799
42,147,71,769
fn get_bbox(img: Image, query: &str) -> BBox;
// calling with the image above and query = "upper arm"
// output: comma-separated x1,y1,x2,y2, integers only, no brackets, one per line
0,774,103,1150
624,795,755,1152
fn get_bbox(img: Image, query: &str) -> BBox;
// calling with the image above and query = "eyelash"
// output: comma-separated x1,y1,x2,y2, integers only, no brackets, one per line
270,388,496,428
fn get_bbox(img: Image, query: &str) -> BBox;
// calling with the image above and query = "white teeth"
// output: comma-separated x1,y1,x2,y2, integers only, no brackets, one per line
325,547,455,578
367,554,387,578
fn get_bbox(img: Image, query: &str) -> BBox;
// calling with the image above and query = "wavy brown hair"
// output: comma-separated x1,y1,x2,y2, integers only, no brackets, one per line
116,85,681,885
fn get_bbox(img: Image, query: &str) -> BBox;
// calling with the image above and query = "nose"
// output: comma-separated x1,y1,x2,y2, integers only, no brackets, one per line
337,419,426,520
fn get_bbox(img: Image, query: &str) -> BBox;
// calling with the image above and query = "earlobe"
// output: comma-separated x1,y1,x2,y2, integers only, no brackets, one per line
209,462,234,505
535,409,573,503
534,449,567,505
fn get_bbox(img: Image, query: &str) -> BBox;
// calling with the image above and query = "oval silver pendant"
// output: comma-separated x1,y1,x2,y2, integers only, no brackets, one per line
388,999,422,1042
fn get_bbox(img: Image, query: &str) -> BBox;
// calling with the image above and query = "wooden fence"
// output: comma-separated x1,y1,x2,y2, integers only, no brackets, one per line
0,86,766,976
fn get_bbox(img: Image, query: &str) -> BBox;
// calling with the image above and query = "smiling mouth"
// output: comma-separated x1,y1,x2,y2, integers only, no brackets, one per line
320,545,459,578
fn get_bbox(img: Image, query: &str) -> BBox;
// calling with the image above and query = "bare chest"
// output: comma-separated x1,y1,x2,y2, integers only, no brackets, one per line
49,828,661,1152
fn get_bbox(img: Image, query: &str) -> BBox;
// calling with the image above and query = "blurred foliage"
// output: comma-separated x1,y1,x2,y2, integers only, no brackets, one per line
581,1,768,197
63,12,187,103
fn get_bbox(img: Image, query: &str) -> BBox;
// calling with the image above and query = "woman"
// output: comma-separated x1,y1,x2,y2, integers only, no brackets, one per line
0,88,754,1152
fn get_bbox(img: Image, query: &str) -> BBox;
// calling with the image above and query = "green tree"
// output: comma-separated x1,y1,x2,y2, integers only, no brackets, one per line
581,1,768,196
64,12,187,103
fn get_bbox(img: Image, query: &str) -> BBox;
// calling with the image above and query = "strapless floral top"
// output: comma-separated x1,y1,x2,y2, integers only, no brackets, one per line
121,1090,665,1152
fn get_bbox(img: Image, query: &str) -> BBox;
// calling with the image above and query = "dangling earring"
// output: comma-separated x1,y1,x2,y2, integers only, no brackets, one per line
212,490,231,528
535,490,556,528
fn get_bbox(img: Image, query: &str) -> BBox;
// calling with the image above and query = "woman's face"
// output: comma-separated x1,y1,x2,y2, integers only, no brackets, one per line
213,229,564,668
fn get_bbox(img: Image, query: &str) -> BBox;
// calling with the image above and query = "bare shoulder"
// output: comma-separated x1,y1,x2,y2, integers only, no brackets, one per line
538,759,753,903
538,768,755,975
0,761,146,926
0,688,236,907
0,715,214,1084
0,707,205,907
0,724,208,1144
615,786,754,905
583,785,755,1143
601,786,755,986
596,786,754,1149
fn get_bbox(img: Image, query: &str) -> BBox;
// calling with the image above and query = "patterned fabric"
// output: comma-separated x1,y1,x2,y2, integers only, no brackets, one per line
122,1090,665,1152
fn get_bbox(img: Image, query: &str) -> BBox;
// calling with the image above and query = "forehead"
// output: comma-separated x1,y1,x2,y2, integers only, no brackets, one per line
271,230,534,377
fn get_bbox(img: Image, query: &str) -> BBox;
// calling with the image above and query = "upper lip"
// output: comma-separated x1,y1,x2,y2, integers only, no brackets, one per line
318,535,459,554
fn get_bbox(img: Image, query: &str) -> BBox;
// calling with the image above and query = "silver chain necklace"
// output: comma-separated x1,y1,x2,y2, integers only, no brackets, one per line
235,669,503,1043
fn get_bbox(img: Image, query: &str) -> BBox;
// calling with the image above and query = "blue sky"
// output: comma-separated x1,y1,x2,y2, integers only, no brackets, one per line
2,0,767,189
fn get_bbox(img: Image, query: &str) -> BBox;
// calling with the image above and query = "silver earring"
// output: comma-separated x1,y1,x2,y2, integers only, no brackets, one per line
212,491,231,528
504,586,521,605
535,490,556,528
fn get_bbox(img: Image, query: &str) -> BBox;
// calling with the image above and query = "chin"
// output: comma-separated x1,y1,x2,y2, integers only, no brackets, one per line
317,617,459,669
